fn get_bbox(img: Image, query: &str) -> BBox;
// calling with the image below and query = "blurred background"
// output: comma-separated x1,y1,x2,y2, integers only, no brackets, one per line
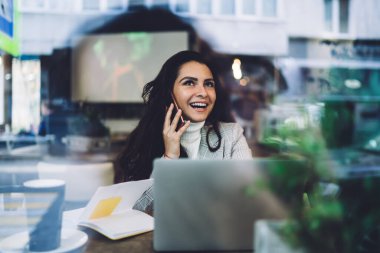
1,0,379,160
1,0,380,249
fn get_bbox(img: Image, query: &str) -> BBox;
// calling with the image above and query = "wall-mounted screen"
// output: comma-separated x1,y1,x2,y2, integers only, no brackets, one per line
71,31,188,103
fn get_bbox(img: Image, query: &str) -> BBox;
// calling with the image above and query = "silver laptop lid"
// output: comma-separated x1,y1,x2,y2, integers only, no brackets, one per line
152,159,303,251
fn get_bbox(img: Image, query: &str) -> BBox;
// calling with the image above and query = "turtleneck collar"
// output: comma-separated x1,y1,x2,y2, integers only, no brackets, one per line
181,121,205,140
180,121,205,159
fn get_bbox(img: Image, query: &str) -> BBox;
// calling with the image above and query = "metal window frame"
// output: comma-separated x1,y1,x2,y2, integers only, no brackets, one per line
171,0,283,21
324,0,350,35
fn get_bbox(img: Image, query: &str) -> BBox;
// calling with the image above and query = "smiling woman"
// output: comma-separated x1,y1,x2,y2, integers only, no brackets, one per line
114,51,252,211
172,61,216,123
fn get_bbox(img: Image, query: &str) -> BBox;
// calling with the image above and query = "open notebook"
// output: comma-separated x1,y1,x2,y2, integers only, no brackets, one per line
64,179,154,240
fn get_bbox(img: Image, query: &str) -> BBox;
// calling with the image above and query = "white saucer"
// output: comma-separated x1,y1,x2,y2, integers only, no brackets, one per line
0,228,88,253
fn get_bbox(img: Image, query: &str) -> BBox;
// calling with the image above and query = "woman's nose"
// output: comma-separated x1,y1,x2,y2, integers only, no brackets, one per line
195,85,207,97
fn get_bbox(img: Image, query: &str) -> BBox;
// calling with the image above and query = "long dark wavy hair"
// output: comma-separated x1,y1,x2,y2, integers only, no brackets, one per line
114,50,233,182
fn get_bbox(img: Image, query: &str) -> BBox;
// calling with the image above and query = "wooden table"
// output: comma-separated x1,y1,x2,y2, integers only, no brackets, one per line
84,229,154,253
83,229,250,253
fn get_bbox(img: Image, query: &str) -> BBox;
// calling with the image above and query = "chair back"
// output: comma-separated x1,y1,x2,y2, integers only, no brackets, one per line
37,161,114,203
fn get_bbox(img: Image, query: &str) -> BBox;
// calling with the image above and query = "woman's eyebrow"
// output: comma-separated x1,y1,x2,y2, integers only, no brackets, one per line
204,78,215,82
179,76,197,82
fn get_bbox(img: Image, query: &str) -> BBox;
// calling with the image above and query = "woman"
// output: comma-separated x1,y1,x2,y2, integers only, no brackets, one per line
115,51,252,210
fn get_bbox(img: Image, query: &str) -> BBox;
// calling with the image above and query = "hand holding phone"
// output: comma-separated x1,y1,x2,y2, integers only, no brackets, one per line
162,98,190,159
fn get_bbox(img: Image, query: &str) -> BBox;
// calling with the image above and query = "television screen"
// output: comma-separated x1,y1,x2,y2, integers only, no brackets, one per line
71,31,188,103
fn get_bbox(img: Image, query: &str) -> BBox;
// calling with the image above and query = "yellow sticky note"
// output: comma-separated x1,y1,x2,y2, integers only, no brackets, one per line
90,196,122,220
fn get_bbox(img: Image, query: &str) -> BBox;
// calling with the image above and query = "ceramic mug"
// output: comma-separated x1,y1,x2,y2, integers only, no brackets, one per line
23,179,65,252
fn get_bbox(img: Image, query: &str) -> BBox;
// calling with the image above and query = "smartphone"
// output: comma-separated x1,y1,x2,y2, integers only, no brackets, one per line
170,92,185,130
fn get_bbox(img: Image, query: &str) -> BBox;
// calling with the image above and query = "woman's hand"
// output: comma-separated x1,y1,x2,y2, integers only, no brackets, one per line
162,103,190,159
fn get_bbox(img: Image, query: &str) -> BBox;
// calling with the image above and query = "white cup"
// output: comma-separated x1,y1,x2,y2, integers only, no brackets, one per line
23,179,66,252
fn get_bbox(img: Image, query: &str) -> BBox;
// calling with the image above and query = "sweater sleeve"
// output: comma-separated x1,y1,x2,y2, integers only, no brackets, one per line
133,185,153,213
231,124,253,159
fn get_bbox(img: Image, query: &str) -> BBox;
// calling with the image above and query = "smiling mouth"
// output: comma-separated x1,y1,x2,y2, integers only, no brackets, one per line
190,102,208,109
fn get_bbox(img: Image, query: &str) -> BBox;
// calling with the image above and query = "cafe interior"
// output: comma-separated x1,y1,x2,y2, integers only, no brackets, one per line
1,0,380,252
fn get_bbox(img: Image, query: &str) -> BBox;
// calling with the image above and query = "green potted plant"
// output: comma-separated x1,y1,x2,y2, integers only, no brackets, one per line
252,103,343,253
253,103,380,253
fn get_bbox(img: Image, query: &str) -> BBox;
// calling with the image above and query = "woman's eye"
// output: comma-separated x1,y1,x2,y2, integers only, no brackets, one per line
183,80,195,86
205,81,215,88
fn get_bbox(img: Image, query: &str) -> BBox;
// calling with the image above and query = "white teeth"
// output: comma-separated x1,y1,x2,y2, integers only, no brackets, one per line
190,103,207,108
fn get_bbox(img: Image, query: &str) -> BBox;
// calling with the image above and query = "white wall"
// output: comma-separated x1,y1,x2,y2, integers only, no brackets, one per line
18,0,380,56
350,0,380,38
190,17,288,56
20,12,115,55
285,0,380,40
285,0,325,38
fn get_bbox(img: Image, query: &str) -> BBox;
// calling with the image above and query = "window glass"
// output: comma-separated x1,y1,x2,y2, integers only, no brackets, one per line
262,0,277,17
242,0,256,15
196,0,212,14
83,0,100,10
11,59,41,134
107,0,124,10
175,0,190,13
324,0,333,31
219,0,235,15
47,0,71,11
128,0,145,5
0,57,4,125
339,0,349,33
21,0,45,9
128,0,146,11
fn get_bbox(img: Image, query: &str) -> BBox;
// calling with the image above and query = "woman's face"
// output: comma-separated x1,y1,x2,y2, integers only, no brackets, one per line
172,61,216,123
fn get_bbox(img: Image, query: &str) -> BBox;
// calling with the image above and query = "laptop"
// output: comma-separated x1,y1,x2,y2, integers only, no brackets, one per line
152,159,305,251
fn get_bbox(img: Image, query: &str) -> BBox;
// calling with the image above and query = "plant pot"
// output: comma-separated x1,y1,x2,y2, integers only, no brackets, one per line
254,220,305,253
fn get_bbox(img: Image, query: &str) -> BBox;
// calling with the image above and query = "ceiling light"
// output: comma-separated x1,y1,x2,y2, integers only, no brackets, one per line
232,58,242,80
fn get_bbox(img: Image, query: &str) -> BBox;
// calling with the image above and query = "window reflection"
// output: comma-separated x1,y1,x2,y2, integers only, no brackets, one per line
219,0,235,15
0,56,3,125
324,0,333,31
262,0,277,17
11,59,41,135
242,0,256,15
83,0,100,10
196,0,212,14
324,0,350,34
107,0,124,10
175,0,190,13
339,0,349,33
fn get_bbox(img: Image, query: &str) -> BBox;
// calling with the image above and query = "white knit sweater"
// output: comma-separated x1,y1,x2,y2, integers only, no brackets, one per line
135,122,253,212
180,121,205,159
